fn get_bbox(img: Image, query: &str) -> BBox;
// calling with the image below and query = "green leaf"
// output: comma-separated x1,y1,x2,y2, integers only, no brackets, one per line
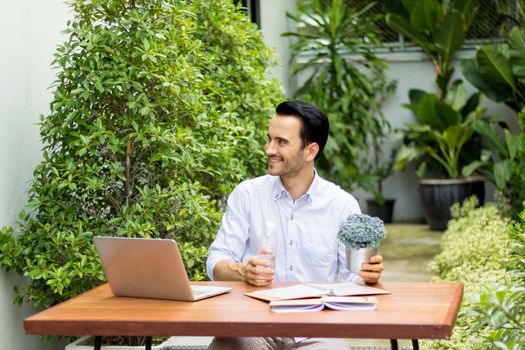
461,160,485,177
504,129,520,159
477,45,516,91
386,13,432,52
414,93,441,127
445,80,467,112
494,160,513,189
508,26,525,84
443,125,472,148
434,11,465,64
473,120,508,157
451,0,478,28
435,97,463,129
394,144,420,171
411,0,440,33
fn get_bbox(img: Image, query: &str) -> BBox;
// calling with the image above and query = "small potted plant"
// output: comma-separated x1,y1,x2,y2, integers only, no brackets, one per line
337,213,387,278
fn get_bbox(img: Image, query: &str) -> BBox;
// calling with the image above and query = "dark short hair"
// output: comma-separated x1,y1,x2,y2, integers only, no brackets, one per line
275,100,329,161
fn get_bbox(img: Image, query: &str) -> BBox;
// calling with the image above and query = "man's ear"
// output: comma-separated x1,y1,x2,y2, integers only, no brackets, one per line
305,143,319,162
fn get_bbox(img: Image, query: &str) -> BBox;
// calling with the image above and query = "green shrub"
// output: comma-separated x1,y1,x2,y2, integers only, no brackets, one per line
468,211,525,349
0,0,282,308
422,198,518,350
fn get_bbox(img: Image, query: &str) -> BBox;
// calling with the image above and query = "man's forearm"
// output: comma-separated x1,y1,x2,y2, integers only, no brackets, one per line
213,259,247,281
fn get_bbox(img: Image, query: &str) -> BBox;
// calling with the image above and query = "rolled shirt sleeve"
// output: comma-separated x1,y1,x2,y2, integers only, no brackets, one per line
206,184,250,280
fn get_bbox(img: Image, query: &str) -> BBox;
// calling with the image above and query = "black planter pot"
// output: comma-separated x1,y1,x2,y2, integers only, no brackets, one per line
366,199,396,224
419,176,485,231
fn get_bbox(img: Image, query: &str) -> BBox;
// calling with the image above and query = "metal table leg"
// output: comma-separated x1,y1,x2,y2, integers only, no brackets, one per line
94,336,102,350
145,336,152,350
390,339,399,350
412,339,420,350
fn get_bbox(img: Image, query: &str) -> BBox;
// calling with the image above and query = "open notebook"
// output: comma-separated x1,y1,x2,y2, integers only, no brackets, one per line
93,236,231,301
245,282,390,302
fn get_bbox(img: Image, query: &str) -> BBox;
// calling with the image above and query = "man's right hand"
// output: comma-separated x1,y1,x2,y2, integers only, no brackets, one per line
244,250,275,286
212,252,275,286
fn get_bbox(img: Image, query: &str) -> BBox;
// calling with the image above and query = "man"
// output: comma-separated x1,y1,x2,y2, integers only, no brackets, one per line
206,101,384,350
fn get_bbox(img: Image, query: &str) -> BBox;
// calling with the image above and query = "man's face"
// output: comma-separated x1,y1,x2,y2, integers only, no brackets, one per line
265,115,311,178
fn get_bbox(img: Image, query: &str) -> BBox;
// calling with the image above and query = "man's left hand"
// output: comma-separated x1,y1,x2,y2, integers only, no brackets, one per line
359,254,384,284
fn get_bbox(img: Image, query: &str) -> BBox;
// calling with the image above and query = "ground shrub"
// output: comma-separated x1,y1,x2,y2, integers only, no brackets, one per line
422,198,519,350
467,211,525,349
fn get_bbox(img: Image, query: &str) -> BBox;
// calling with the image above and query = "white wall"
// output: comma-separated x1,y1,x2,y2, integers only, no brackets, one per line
259,0,297,96
0,0,69,349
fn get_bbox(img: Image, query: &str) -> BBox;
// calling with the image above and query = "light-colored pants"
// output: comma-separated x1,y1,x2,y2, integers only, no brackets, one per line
208,337,349,350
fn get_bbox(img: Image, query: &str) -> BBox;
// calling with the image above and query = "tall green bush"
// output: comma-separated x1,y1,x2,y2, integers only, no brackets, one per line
422,198,519,349
0,0,282,308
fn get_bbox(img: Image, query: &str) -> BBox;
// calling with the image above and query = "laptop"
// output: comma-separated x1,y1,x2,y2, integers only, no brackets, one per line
93,236,232,301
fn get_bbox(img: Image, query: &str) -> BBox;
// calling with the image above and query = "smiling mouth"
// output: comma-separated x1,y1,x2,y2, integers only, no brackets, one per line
268,157,282,164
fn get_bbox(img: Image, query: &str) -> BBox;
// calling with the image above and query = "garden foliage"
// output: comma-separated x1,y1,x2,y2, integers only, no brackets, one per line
461,26,525,211
422,198,523,349
467,212,525,349
284,0,396,200
0,0,282,308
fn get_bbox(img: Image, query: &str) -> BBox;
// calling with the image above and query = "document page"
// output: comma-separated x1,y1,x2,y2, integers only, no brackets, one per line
246,282,389,301
304,282,390,296
252,284,325,300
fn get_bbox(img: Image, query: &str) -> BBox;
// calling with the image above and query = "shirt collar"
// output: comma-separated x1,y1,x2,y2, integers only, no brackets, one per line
273,169,319,205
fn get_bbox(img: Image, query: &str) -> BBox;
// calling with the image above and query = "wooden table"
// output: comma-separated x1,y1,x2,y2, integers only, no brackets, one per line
24,281,463,350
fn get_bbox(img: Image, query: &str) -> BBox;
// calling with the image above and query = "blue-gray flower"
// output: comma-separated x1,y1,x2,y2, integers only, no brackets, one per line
337,213,387,249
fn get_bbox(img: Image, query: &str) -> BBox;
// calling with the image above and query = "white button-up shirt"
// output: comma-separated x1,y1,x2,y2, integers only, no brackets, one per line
206,172,361,282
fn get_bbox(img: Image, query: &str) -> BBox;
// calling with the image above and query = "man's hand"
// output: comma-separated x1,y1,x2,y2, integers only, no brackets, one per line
213,248,275,286
244,249,275,286
359,254,384,284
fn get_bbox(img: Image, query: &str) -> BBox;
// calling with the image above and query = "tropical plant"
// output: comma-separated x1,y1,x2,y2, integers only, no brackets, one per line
471,118,521,191
0,0,282,309
461,26,525,215
394,80,486,179
283,0,396,197
383,0,479,99
462,26,525,112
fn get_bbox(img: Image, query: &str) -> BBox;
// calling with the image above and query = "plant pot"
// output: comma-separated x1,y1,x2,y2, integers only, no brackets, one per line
345,247,377,275
366,199,395,223
419,176,485,231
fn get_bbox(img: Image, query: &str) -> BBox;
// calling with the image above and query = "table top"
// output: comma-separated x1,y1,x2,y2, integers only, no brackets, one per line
24,281,463,340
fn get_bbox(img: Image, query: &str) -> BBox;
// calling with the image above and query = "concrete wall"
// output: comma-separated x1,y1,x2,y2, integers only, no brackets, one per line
0,0,69,349
259,0,297,96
